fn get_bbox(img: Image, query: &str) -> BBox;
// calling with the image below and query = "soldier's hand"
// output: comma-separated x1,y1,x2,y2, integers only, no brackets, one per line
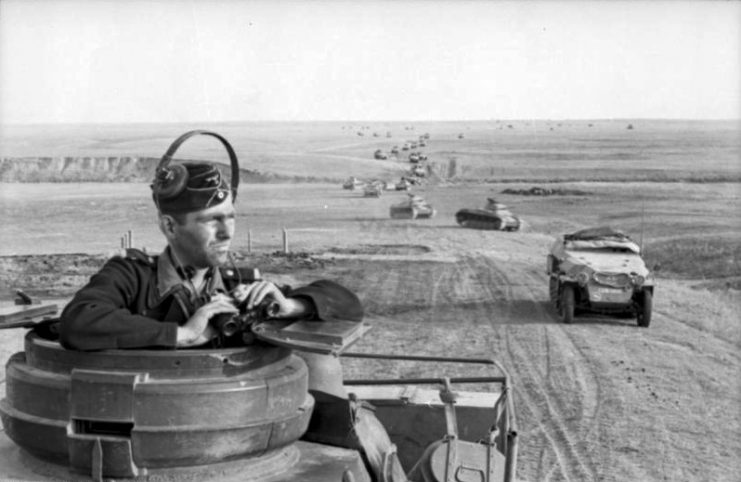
232,281,309,319
176,293,237,347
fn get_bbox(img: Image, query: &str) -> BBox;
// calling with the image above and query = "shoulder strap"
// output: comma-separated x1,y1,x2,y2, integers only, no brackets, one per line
124,248,157,267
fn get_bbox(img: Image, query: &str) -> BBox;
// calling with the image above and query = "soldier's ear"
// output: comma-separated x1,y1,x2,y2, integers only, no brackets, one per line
158,214,177,237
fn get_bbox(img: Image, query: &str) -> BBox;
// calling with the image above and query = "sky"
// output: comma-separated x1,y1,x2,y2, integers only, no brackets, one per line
0,0,739,124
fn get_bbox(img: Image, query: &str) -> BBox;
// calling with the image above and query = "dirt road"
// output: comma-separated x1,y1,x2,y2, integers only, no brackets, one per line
314,219,740,482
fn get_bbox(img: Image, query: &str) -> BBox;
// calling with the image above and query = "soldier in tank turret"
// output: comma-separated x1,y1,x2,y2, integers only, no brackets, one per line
59,131,363,398
58,131,406,481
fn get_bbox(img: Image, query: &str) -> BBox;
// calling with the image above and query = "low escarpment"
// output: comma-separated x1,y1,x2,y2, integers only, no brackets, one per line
0,156,159,182
0,157,280,183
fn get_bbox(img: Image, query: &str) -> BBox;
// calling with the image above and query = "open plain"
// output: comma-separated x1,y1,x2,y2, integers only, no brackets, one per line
0,120,739,481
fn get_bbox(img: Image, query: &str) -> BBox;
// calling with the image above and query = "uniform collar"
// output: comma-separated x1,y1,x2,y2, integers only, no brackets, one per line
157,247,226,298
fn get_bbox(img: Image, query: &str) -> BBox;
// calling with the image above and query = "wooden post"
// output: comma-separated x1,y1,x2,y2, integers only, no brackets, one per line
127,230,133,249
247,229,252,253
282,228,288,254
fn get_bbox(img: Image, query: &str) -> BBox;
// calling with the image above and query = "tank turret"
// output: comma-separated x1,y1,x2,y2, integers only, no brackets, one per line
455,198,522,231
390,194,436,219
1,305,519,482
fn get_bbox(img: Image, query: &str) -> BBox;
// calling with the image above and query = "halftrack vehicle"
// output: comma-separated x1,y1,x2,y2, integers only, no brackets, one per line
0,303,519,482
546,226,654,326
389,194,437,220
455,199,521,231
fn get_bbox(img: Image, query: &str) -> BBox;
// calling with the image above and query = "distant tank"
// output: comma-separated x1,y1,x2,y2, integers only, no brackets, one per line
390,194,436,219
455,198,521,231
410,165,426,178
363,181,384,197
342,176,365,190
374,149,388,160
394,177,412,191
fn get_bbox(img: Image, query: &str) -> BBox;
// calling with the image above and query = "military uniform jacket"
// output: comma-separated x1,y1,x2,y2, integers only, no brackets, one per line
59,249,364,351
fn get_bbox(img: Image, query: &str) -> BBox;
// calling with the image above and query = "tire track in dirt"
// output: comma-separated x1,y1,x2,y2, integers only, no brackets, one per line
340,225,633,480
468,253,603,482
350,225,603,480
423,250,600,481
476,251,664,482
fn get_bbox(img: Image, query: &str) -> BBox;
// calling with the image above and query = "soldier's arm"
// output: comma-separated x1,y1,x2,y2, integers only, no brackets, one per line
59,257,178,350
288,280,364,322
229,278,363,322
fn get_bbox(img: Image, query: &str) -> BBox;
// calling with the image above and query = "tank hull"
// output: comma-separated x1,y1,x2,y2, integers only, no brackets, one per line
363,186,383,197
390,205,436,220
455,209,521,231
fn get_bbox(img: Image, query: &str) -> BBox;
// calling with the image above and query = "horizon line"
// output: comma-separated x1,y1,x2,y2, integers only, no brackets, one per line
2,118,739,128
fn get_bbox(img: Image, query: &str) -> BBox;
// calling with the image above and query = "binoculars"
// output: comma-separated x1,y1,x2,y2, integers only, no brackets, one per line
211,298,280,338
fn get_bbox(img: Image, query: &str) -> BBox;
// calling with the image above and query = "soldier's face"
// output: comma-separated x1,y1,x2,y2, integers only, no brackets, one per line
167,194,236,269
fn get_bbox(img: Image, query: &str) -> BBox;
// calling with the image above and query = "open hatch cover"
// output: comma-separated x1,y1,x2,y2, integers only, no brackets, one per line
0,304,58,329
252,319,370,355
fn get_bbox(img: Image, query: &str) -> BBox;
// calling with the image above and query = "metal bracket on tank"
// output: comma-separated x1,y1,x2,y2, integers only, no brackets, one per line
67,369,147,480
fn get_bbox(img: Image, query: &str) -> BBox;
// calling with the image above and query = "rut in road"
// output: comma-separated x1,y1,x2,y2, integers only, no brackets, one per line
457,254,604,482
354,247,608,481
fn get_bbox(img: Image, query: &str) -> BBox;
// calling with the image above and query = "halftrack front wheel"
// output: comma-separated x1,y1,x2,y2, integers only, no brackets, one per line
560,285,575,324
548,277,559,308
637,290,652,327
